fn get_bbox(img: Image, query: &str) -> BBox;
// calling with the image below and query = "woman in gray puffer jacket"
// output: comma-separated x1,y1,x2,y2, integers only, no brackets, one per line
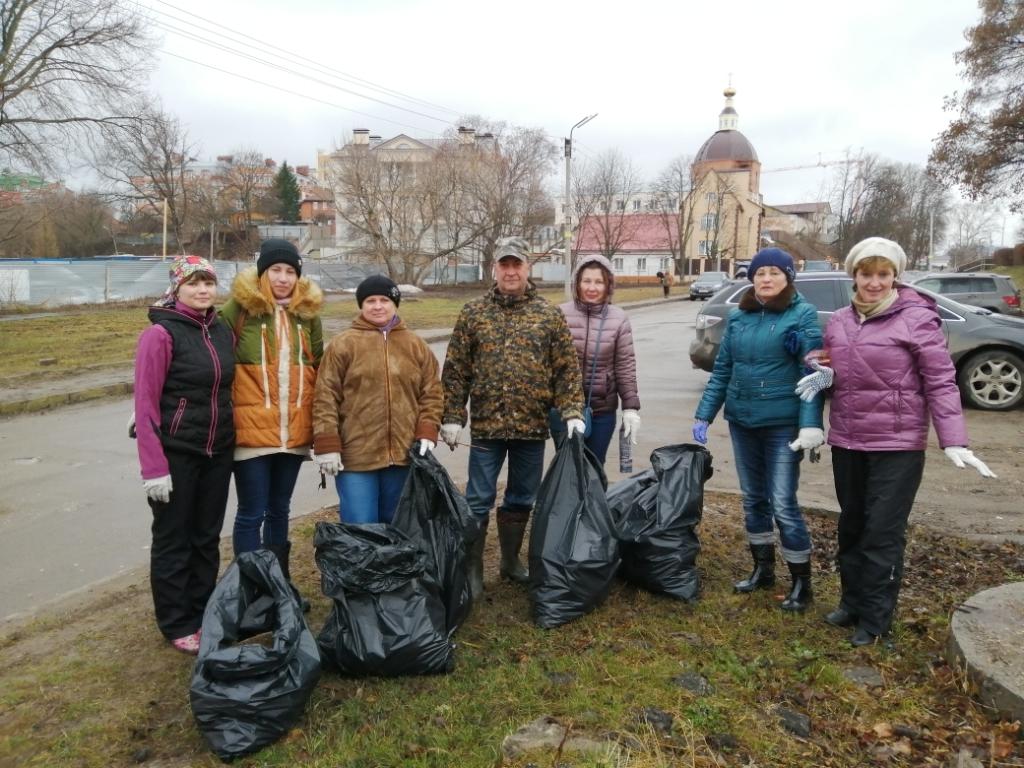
557,254,641,467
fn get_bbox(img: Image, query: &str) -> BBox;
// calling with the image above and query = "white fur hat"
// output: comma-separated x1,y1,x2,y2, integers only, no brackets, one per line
844,237,907,277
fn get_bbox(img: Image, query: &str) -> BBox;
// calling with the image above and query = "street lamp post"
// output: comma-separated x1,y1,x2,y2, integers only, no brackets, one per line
563,113,597,298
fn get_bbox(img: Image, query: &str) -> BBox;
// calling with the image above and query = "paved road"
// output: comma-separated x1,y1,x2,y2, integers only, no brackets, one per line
3,298,1018,622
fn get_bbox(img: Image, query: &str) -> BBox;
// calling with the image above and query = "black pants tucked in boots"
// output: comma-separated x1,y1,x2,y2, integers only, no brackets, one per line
149,449,233,640
831,447,924,637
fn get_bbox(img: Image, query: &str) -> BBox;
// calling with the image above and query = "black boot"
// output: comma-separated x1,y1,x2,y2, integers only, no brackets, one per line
497,519,529,583
824,606,857,628
466,521,487,600
268,541,310,613
780,561,813,612
734,544,775,593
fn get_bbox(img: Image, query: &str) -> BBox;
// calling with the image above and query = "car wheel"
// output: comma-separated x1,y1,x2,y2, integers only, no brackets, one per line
958,350,1024,411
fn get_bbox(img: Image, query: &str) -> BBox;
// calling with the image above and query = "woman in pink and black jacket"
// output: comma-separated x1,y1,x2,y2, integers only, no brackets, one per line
133,255,235,655
557,253,641,467
796,237,995,648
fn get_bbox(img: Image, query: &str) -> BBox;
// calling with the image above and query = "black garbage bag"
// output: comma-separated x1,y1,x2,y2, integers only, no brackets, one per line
528,433,618,629
190,550,322,761
391,447,475,635
314,522,453,676
608,443,714,602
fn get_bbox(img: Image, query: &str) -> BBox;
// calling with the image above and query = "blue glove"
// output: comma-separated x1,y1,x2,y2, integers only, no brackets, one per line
692,419,709,445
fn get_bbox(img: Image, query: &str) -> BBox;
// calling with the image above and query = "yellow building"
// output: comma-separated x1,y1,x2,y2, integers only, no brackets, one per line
684,87,764,275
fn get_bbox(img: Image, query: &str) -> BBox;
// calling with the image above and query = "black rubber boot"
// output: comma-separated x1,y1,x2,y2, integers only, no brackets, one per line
497,519,529,583
734,543,775,593
467,522,487,600
824,606,857,628
269,541,310,613
780,561,813,612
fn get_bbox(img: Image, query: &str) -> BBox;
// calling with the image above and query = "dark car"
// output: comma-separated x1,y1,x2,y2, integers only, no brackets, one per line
688,271,732,301
688,272,1024,411
908,272,1022,316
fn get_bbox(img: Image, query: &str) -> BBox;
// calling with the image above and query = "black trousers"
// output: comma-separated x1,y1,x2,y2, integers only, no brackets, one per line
149,449,233,640
831,447,925,635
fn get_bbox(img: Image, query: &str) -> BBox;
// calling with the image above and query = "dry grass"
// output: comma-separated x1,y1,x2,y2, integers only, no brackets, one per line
1,493,1021,767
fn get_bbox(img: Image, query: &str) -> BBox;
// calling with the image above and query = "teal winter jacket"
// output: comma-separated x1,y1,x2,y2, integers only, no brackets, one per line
694,284,824,429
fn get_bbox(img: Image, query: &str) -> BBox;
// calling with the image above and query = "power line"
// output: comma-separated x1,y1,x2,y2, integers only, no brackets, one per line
139,0,466,121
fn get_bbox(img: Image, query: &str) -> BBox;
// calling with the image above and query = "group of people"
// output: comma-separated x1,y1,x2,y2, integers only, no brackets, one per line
693,239,995,647
133,236,643,653
134,231,993,657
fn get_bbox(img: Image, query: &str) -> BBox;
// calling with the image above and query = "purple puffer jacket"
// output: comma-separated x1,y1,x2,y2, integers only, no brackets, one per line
559,254,641,414
825,286,967,451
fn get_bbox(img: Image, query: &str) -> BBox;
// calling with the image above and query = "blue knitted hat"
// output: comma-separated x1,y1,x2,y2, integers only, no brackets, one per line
748,248,795,283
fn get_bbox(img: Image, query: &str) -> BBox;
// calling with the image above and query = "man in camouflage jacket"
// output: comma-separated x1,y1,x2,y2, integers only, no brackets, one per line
441,237,584,596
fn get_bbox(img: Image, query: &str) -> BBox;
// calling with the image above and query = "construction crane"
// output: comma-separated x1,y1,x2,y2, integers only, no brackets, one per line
762,153,864,174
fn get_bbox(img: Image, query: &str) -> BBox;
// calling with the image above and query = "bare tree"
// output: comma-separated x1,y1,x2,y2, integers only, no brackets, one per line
218,149,269,233
650,155,697,277
454,119,558,275
574,149,643,261
950,200,999,247
92,105,195,253
0,0,154,173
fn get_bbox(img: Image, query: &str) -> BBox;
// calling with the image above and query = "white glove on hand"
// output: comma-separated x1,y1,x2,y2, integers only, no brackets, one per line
315,452,343,476
143,475,173,503
566,418,586,437
621,409,641,446
789,427,826,452
944,447,997,478
440,423,461,449
418,439,436,456
795,365,834,402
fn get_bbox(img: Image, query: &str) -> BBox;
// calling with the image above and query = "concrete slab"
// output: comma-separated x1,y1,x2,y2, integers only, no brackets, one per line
946,581,1024,722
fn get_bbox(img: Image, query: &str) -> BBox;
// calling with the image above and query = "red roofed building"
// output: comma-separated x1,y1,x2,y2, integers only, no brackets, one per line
576,212,678,282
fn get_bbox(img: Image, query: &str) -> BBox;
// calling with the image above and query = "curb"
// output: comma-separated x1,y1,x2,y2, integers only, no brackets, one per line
0,297,686,417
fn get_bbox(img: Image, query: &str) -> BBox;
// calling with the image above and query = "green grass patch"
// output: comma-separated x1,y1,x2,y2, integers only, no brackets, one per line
2,496,1021,766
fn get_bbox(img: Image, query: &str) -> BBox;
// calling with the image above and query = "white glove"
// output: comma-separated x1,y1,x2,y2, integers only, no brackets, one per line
789,427,825,452
315,452,343,476
440,423,461,449
621,409,641,446
143,475,173,503
418,439,435,456
795,365,834,402
566,418,586,437
127,410,137,439
944,447,997,478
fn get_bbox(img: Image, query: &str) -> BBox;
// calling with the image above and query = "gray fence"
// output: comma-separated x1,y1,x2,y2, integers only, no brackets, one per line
0,259,485,307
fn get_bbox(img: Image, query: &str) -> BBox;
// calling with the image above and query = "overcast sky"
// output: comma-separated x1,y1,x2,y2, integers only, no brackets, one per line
142,0,1019,244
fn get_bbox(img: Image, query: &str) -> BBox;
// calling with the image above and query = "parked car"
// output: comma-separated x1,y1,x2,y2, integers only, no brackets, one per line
799,260,834,272
688,271,732,301
909,272,1022,316
688,272,1024,411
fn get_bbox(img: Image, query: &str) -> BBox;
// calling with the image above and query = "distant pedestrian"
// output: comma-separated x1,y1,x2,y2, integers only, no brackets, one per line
557,253,641,467
796,237,996,647
440,236,584,597
133,255,235,655
218,238,323,607
693,247,825,612
658,271,671,298
312,275,443,525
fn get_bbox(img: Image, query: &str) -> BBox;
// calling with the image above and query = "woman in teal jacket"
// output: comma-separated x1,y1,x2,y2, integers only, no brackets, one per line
692,248,825,611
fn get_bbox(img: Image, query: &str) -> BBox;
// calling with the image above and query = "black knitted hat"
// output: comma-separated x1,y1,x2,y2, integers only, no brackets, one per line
256,238,302,277
356,274,401,307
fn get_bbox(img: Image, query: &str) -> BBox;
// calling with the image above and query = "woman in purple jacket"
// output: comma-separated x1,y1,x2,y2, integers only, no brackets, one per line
134,255,235,655
796,237,995,648
557,254,641,467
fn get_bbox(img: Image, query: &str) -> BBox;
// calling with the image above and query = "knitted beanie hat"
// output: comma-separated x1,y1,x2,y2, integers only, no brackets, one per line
356,274,401,307
845,237,907,277
748,248,796,283
257,238,302,277
159,254,217,305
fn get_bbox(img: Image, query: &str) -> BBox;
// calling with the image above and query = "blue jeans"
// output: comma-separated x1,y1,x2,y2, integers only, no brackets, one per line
584,410,618,466
728,423,811,562
232,452,305,554
465,439,546,523
335,465,410,524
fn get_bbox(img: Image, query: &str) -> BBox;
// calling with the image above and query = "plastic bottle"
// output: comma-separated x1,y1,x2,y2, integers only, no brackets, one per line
618,424,633,474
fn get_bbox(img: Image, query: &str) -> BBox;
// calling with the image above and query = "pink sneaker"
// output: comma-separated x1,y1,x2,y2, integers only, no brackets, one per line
171,631,200,655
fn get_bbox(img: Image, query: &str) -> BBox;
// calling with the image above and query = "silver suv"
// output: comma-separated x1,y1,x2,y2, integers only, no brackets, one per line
909,273,1021,316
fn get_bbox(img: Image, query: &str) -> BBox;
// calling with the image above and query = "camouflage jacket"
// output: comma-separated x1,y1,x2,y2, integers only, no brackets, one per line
442,283,584,440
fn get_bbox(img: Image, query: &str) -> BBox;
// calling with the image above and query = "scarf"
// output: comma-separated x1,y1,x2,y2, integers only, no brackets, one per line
852,288,898,321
